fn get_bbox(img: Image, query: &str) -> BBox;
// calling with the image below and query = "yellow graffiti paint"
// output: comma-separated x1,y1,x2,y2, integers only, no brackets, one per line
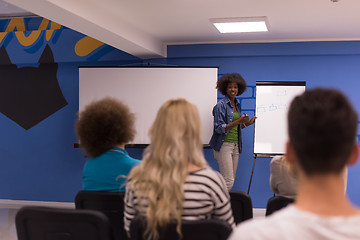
15,30,41,47
38,19,50,30
75,36,104,56
46,22,62,41
46,30,54,41
3,18,64,46
6,18,26,32
6,18,50,32
50,21,62,30
1,17,104,57
12,19,48,46
0,32,7,43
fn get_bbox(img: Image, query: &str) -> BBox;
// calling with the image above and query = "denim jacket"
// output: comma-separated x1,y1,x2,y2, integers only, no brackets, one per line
209,95,242,153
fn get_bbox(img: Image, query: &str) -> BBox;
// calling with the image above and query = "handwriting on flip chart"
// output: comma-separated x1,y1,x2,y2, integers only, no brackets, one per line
257,103,288,113
256,90,288,113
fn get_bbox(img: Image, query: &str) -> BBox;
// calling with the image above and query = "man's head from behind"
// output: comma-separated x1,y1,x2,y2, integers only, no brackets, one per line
287,88,358,177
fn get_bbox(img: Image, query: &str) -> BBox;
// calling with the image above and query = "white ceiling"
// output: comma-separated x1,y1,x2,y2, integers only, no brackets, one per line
2,0,360,59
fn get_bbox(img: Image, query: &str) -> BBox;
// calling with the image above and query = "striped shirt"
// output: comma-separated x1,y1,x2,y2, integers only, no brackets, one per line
124,168,235,235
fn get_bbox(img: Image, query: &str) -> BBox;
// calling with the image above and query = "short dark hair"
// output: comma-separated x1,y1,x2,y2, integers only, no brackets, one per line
288,88,358,176
216,73,247,96
75,97,135,157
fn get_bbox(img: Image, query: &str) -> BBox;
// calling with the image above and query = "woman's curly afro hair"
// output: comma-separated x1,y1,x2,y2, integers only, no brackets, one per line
216,73,247,96
76,97,135,157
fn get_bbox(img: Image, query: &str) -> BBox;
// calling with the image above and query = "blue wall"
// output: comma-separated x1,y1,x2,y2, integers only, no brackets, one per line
1,17,360,208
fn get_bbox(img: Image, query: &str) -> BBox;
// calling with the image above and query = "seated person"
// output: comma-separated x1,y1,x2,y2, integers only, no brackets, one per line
124,98,234,239
270,155,297,198
75,97,140,192
229,88,360,240
270,155,348,198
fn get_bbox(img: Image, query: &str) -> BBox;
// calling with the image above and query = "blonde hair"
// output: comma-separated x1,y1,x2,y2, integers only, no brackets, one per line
128,98,207,240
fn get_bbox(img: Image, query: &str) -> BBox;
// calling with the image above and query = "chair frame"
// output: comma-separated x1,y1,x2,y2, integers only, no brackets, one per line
16,206,113,240
229,190,253,224
130,216,232,240
265,195,295,216
75,190,126,240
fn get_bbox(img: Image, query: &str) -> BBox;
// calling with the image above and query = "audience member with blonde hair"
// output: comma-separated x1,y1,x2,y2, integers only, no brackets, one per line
124,98,234,240
229,88,360,240
76,97,140,192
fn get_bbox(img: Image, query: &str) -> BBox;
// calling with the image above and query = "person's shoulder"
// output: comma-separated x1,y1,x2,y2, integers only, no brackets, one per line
189,167,211,177
84,154,102,166
271,155,283,162
229,207,295,240
126,156,141,166
188,168,224,184
213,100,223,110
191,167,219,177
229,217,273,240
187,168,228,194
214,97,229,107
270,156,282,166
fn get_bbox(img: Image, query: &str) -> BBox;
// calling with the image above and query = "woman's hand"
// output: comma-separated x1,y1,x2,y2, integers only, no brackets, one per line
237,114,250,124
241,116,257,128
224,114,249,131
248,116,257,125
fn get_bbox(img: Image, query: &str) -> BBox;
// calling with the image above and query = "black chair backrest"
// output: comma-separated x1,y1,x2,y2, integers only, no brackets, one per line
130,216,232,240
229,191,253,224
265,196,295,216
15,206,113,240
75,190,125,240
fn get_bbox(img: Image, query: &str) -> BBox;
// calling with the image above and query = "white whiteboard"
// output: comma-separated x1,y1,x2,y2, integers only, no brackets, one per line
254,81,306,156
79,67,218,145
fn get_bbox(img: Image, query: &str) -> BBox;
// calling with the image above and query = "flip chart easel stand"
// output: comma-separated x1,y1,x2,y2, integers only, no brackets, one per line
247,154,276,194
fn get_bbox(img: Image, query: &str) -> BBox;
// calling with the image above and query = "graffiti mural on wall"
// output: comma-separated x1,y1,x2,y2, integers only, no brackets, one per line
0,18,105,57
0,17,114,130
0,44,67,130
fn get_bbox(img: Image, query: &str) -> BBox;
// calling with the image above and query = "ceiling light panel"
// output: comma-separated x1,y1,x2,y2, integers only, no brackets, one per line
211,16,269,33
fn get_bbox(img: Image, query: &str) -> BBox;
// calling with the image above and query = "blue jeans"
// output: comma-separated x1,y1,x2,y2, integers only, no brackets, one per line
213,142,239,190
